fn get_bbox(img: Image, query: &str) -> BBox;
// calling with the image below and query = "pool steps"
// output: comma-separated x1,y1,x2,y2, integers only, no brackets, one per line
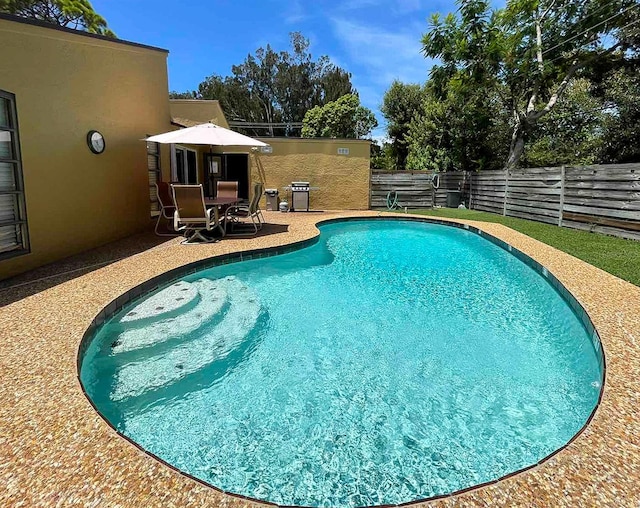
112,279,226,354
120,280,198,324
111,276,261,401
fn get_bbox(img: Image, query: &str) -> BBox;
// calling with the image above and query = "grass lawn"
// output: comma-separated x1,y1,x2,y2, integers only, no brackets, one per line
400,208,640,287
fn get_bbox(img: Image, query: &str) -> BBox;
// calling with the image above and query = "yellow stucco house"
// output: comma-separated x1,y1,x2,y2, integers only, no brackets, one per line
0,13,371,280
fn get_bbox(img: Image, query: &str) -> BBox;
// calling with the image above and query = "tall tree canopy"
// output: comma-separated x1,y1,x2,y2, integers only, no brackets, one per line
301,94,377,139
597,68,640,163
0,0,114,36
380,81,425,170
171,33,355,136
405,84,510,171
421,0,639,169
385,0,639,171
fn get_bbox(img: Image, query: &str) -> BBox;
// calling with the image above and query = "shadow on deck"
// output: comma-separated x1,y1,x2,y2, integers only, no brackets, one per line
0,222,289,307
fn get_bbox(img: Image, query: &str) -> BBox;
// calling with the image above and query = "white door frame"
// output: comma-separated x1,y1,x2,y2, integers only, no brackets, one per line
171,144,199,183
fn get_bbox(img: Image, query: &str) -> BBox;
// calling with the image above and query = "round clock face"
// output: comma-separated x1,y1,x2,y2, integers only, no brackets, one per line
87,130,105,154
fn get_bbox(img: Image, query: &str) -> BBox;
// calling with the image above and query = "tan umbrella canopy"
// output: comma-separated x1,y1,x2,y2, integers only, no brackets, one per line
144,122,269,147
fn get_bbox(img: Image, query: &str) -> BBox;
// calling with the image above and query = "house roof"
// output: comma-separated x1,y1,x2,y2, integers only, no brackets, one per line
170,117,204,128
0,12,169,53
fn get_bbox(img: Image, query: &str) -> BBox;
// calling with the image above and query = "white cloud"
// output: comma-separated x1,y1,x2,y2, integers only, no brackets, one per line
340,0,382,10
395,0,423,14
330,17,433,87
284,0,307,24
339,0,432,14
354,83,381,109
330,16,439,138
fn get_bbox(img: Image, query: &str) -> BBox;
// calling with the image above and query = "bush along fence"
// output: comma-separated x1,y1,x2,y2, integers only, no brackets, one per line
371,163,640,240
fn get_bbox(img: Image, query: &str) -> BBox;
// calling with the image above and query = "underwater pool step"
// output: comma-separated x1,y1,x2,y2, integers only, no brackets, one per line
111,277,262,401
120,280,198,324
112,279,227,354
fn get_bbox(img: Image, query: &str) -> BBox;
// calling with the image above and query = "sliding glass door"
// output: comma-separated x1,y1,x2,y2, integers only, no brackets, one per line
172,145,198,184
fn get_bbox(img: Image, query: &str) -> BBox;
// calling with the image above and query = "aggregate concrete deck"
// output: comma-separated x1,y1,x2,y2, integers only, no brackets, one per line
1,211,639,507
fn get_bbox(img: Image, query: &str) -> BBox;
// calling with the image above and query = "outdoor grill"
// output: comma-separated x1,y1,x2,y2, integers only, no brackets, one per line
290,181,310,211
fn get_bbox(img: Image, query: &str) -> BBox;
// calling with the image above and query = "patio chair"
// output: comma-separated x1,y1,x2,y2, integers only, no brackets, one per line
171,184,224,244
217,181,238,199
224,182,264,236
154,182,178,236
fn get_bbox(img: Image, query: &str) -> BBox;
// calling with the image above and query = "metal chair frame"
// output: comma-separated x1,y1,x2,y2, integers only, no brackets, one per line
154,182,179,236
224,182,264,236
171,184,224,244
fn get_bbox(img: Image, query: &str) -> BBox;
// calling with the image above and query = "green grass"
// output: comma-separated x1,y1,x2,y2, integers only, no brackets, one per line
398,208,640,287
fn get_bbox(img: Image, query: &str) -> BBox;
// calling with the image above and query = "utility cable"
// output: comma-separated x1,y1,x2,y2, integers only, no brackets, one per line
542,2,639,55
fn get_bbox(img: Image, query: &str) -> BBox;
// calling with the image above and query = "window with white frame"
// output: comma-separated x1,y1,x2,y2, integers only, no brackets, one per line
172,145,198,184
0,91,29,258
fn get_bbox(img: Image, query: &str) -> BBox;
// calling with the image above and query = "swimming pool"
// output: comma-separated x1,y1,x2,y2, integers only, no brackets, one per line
80,219,602,507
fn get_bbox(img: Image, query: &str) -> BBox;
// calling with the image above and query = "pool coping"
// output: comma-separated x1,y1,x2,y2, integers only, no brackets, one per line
76,215,607,508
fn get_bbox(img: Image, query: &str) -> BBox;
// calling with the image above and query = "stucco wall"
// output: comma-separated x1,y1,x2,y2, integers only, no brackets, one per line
251,138,371,210
162,101,371,210
169,100,229,128
0,16,172,280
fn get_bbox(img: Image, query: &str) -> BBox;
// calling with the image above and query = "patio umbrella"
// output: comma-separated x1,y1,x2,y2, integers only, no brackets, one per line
144,122,269,147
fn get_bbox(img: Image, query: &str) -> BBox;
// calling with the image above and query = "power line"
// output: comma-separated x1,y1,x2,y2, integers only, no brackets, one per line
431,2,639,89
489,0,626,63
546,16,640,65
499,7,640,86
542,2,639,55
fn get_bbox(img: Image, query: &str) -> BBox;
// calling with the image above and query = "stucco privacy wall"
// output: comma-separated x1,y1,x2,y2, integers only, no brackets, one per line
169,100,230,128
251,138,371,210
162,100,371,210
0,16,172,280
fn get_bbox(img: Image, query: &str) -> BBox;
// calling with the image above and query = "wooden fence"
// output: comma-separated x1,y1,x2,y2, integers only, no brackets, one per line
371,171,468,209
371,164,640,240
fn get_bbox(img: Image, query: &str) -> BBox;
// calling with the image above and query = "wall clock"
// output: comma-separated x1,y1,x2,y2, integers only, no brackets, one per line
87,130,105,154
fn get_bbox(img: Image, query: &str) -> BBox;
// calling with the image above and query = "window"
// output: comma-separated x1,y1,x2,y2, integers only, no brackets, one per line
172,145,198,184
0,91,29,258
147,140,161,216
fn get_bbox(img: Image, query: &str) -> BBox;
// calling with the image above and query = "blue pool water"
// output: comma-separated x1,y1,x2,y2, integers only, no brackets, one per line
80,220,601,507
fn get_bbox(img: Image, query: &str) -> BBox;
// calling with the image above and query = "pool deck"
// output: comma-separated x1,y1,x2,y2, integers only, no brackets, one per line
1,210,639,507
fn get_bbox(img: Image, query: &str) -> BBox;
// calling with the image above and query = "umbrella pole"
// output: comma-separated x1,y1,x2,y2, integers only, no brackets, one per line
208,145,214,197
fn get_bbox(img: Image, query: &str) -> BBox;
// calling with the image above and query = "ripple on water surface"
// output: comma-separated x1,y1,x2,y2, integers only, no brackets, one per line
81,220,602,507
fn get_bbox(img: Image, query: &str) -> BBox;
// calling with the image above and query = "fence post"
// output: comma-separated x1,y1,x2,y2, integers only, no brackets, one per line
431,171,436,209
558,165,565,227
503,169,509,216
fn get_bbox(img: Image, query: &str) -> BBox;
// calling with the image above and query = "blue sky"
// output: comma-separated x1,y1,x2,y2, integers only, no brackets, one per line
91,0,476,138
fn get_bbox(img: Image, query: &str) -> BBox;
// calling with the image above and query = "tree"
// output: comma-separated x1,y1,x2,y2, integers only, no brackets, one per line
0,0,115,36
405,84,510,171
422,0,639,169
172,33,355,136
169,91,197,99
186,74,265,128
405,95,454,171
522,78,605,167
301,94,377,139
272,35,354,124
597,68,640,163
318,65,354,103
381,81,424,170
370,141,394,169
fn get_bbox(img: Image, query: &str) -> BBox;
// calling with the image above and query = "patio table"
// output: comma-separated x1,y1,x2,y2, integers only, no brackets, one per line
204,197,241,208
204,197,242,237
